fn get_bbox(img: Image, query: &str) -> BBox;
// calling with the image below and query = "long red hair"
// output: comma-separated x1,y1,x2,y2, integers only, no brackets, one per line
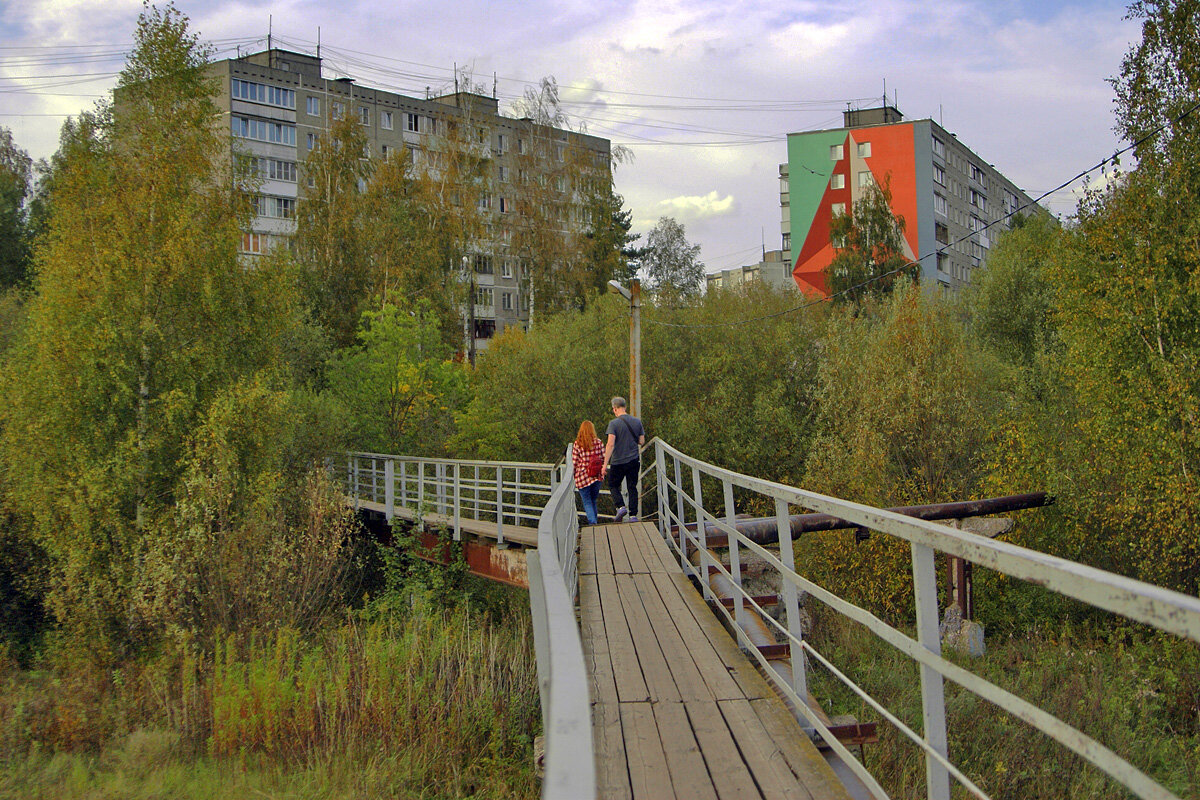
575,420,599,449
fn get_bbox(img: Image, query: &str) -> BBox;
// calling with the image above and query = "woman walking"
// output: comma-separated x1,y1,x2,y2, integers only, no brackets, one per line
572,421,605,525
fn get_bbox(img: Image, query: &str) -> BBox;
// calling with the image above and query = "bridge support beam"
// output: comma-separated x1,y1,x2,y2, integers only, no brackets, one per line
411,530,530,589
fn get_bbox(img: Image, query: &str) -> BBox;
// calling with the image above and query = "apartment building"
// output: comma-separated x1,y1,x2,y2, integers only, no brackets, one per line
782,105,1037,296
705,250,796,293
209,48,612,348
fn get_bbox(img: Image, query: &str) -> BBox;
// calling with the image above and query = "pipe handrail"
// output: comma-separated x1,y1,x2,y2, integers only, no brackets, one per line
652,437,1200,800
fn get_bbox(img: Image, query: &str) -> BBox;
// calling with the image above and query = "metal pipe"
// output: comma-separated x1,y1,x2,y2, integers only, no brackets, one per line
675,491,1052,547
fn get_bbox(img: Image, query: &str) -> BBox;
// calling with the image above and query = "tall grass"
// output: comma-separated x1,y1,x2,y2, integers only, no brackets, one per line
0,595,540,799
804,603,1200,799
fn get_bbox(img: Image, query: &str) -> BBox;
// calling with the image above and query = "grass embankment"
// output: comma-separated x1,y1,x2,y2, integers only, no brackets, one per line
805,603,1200,799
0,594,540,800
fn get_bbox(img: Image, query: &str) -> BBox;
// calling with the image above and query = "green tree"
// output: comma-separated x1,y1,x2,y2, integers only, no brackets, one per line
641,216,703,304
0,128,32,289
0,3,298,656
294,112,376,349
327,302,468,455
968,211,1062,368
827,176,916,305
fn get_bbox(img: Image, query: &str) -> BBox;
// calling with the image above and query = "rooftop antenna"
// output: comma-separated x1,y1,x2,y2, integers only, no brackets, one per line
761,227,766,260
493,72,497,99
882,78,887,110
267,15,272,61
317,26,321,60
454,62,459,104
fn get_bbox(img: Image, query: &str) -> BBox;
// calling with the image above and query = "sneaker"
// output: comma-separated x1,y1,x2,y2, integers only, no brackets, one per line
614,507,628,523
629,516,639,523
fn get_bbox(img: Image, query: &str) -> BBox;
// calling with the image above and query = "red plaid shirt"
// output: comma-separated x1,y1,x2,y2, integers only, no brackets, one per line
572,440,605,489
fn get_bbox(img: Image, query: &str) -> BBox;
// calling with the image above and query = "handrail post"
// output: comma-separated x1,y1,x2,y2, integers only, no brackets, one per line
655,443,667,538
453,463,462,541
674,456,689,575
384,459,395,522
399,460,407,509
516,467,524,526
692,466,710,601
776,497,809,723
724,478,745,628
913,542,951,800
496,466,505,545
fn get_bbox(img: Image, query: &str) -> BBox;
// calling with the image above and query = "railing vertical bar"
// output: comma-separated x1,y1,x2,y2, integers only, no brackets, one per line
399,460,407,509
724,478,745,627
913,541,952,800
352,455,360,500
453,463,462,541
384,459,395,522
674,456,689,575
692,466,709,601
516,467,523,527
655,442,667,539
775,497,808,720
496,466,505,545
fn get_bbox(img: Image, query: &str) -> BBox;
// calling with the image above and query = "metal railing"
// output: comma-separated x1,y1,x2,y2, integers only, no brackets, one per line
652,437,1200,800
527,445,595,799
342,452,556,542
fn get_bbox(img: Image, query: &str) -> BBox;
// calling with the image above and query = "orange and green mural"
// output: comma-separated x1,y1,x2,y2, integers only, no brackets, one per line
787,123,920,296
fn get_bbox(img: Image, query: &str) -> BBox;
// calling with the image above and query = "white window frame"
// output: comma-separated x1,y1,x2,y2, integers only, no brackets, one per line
381,111,393,130
830,143,844,160
857,141,871,158
830,173,845,190
306,96,320,116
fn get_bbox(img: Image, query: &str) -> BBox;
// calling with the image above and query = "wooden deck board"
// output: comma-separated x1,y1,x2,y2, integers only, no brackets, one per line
580,521,853,800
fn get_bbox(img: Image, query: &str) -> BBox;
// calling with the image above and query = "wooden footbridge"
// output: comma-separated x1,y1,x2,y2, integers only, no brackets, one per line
342,441,1200,800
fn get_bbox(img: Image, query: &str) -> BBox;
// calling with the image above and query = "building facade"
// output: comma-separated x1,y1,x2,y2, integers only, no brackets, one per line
705,250,796,293
208,48,612,349
782,106,1036,296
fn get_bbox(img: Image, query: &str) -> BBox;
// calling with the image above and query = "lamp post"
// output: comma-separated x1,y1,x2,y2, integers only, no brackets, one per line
607,278,641,419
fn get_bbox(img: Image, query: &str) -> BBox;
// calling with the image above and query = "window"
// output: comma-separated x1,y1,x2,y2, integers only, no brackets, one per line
475,287,494,307
257,158,296,182
830,173,845,190
969,188,986,211
858,170,874,188
934,192,947,216
501,292,513,311
477,194,492,211
381,144,391,160
241,232,267,254
518,138,526,155
473,254,493,274
306,132,317,150
359,106,370,126
498,165,509,182
970,215,985,233
932,137,945,158
831,202,846,216
782,232,791,251
231,79,295,109
935,222,949,244
406,113,420,132
857,141,871,158
554,176,566,192
499,197,509,213
970,163,984,183
497,133,507,153
933,164,945,185
306,96,320,116
937,252,949,274
231,116,296,146
555,144,565,161
255,196,295,219
332,101,345,119
381,111,393,130
501,259,513,278
830,143,844,160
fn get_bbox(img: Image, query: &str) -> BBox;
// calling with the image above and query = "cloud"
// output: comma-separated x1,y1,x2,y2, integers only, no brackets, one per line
658,190,736,220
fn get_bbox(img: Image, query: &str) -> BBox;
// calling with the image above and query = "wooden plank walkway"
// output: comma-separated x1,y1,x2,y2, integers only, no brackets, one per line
348,498,539,547
578,521,853,800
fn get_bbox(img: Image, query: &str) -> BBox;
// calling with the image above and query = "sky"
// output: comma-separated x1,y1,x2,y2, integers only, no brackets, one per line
1,0,1141,273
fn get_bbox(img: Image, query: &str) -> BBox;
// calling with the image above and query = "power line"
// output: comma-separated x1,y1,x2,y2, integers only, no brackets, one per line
645,98,1200,330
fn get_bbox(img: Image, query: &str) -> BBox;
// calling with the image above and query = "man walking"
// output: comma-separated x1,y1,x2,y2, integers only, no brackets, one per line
602,396,645,522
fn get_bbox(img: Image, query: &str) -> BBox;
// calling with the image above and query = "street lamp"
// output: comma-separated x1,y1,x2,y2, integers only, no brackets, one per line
607,278,641,419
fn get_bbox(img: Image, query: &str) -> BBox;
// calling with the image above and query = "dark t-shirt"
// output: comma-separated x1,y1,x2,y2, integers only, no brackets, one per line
606,414,645,466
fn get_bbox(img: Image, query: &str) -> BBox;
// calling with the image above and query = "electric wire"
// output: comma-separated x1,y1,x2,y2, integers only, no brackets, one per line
644,98,1200,329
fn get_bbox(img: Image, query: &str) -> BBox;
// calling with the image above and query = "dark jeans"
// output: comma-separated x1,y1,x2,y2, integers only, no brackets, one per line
607,458,639,515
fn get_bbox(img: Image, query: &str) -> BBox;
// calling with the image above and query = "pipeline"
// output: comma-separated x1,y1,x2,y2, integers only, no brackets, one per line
674,491,1052,547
